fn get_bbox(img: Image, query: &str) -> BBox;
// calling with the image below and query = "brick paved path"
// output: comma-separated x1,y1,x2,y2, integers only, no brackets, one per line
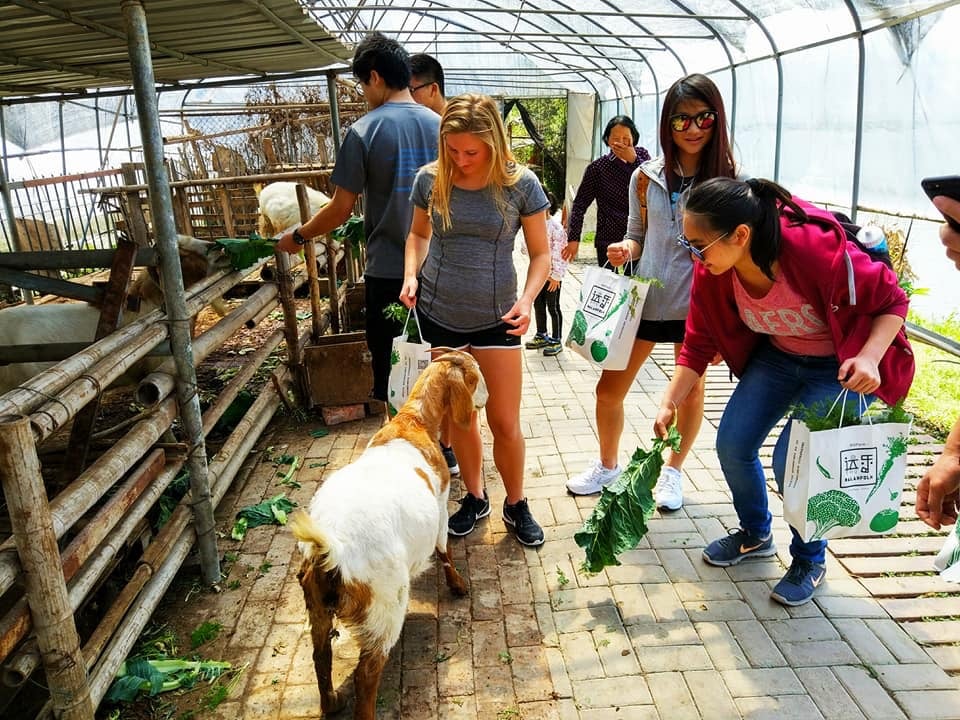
189,260,960,720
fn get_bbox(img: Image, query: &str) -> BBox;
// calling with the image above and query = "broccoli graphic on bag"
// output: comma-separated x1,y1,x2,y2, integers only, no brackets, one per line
806,489,861,540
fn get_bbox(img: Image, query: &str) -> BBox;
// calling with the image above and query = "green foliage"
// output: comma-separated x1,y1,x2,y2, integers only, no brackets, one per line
230,494,296,541
791,398,911,431
505,96,567,202
903,311,960,438
575,427,683,572
869,509,900,533
807,489,861,540
330,215,366,259
212,233,276,270
157,470,191,528
190,621,222,650
105,658,231,702
383,302,420,342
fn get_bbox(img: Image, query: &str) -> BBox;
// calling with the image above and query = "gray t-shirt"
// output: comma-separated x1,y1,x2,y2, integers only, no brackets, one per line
331,101,439,279
412,167,548,331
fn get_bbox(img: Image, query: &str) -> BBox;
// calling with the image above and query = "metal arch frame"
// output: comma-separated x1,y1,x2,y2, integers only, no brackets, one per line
314,0,611,98
721,0,784,179
841,0,867,222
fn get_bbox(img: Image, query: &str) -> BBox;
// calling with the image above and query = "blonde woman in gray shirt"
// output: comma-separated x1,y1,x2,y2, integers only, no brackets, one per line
567,74,737,511
401,94,551,547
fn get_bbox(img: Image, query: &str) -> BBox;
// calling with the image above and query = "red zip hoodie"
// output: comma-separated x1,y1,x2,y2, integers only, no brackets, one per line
677,199,915,405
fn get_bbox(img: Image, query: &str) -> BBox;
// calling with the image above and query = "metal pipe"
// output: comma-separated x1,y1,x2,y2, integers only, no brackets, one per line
121,0,220,586
326,71,342,155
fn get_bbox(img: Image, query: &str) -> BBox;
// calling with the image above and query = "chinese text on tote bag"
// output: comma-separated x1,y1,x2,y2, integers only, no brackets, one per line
565,264,648,371
783,394,911,542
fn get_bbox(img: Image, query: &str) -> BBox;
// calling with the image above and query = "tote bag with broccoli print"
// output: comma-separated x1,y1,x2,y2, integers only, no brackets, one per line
782,395,912,542
565,264,649,371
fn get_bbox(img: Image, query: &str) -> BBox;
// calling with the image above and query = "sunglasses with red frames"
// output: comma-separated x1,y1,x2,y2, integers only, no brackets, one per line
669,110,718,132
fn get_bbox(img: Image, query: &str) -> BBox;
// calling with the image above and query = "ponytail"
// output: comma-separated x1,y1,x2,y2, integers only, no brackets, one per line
685,177,805,280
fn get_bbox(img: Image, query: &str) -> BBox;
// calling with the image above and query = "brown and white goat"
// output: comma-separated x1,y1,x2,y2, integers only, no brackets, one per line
288,351,487,719
256,181,330,239
0,235,228,395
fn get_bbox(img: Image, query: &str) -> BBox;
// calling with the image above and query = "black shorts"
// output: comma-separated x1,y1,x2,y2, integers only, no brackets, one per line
636,319,685,344
418,311,521,349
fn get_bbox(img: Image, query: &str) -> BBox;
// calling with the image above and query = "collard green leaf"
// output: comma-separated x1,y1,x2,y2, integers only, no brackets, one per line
575,427,682,572
212,233,277,271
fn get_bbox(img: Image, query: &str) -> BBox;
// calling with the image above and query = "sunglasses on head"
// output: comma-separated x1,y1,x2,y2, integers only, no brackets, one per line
669,110,718,132
676,230,729,262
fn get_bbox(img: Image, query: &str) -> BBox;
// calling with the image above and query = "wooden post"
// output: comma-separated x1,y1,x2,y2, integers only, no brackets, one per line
324,233,340,335
0,415,94,719
275,249,301,371
296,184,323,343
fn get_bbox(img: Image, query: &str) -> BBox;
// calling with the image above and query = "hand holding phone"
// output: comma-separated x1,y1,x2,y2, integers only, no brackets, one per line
921,175,960,232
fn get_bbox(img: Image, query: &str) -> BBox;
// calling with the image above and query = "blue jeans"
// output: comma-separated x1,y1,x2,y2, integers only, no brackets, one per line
716,341,870,565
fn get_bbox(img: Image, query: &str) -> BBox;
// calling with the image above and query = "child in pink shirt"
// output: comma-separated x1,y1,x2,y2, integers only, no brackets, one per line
525,188,569,356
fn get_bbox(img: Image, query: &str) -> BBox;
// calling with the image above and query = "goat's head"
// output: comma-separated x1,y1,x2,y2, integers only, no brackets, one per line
409,350,488,430
136,236,230,307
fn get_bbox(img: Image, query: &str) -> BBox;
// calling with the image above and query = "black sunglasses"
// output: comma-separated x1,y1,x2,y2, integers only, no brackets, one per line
669,110,718,132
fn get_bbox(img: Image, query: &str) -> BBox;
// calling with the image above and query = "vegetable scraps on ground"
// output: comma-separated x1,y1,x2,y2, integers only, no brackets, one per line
230,493,297,541
105,658,232,702
575,427,682,573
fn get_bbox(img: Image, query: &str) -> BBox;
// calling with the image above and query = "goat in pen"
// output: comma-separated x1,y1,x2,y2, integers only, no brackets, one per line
0,235,230,396
289,350,488,720
256,181,330,239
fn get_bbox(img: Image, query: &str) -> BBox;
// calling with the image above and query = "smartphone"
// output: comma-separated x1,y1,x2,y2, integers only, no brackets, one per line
921,175,960,232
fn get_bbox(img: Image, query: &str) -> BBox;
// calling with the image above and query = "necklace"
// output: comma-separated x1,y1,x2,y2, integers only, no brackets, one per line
670,160,697,208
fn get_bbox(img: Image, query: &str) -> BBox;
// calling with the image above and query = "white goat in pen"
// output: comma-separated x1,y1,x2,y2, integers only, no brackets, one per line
255,181,330,239
0,236,228,396
289,351,488,720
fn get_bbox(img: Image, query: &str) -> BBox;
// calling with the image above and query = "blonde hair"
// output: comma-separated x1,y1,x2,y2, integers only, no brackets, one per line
428,93,523,230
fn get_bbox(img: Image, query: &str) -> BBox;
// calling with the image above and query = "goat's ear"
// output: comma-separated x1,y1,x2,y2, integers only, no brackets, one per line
448,365,476,427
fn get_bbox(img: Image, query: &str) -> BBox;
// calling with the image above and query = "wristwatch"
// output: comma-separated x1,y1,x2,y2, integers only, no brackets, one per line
292,228,308,246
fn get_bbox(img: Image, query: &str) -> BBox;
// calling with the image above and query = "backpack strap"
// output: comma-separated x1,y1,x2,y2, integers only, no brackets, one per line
635,170,650,241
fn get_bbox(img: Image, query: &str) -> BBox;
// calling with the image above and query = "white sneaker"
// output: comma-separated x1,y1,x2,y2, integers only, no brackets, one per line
654,466,684,510
566,460,621,496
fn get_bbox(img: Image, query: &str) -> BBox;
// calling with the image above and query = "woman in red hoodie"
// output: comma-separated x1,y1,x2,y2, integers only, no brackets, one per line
654,177,914,606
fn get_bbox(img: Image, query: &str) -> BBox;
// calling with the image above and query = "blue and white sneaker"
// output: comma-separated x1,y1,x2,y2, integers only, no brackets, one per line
771,559,826,606
702,528,776,567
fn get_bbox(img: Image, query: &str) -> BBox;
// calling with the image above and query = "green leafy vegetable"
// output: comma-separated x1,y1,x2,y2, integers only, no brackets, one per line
865,434,909,503
230,494,297,541
212,233,276,271
869,509,900,533
330,215,365,259
383,302,420,342
106,658,231,702
791,398,912,431
190,621,223,649
806,489,861,540
575,427,682,572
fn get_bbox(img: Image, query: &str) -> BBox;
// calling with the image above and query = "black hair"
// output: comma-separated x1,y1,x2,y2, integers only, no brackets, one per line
352,32,411,90
602,115,639,146
684,177,807,280
543,185,560,216
410,53,445,95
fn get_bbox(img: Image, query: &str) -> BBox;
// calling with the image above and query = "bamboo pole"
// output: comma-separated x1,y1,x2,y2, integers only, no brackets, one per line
135,283,279,406
296,184,323,343
0,400,177,598
324,232,340,336
0,415,93,719
275,248,301,367
0,258,266,419
0,451,166,671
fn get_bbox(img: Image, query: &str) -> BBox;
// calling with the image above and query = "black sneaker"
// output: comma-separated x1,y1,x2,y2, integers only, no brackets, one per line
502,498,545,547
448,491,490,536
441,444,460,476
